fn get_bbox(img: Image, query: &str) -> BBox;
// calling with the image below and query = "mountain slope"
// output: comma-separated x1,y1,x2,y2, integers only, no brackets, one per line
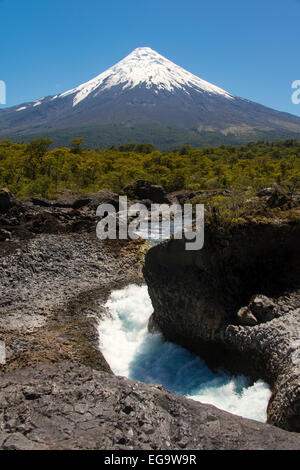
1,47,300,140
8,124,300,151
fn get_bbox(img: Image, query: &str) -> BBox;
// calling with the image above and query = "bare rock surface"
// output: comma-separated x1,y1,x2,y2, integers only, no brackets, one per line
143,219,300,432
0,199,145,373
1,361,300,450
1,195,300,449
0,234,140,331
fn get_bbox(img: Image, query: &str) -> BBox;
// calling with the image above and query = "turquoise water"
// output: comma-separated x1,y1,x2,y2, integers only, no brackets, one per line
99,284,271,422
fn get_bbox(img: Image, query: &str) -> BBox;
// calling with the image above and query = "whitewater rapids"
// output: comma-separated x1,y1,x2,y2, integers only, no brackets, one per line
99,284,271,422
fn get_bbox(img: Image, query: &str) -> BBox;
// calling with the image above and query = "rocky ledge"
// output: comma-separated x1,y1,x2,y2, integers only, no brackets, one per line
1,188,300,449
144,213,300,432
0,190,146,374
1,361,300,450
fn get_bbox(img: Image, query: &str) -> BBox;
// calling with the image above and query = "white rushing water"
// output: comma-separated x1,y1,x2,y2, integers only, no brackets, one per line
99,284,271,422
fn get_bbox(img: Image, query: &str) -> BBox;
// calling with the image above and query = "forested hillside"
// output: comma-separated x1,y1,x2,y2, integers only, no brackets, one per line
0,138,300,199
7,124,300,151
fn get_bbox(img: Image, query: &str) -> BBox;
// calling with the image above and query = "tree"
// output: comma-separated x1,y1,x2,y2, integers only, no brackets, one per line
24,138,53,179
71,138,85,154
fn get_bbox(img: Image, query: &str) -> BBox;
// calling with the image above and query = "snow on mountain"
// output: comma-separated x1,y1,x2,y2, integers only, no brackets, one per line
58,47,235,107
2,46,300,141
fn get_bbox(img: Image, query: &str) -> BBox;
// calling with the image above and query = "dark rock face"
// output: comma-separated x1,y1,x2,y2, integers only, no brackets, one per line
248,295,278,323
30,197,54,208
30,189,120,212
237,295,278,326
0,189,13,213
71,190,120,211
125,180,169,204
267,184,291,208
143,220,300,432
1,361,300,450
168,190,196,205
0,190,125,246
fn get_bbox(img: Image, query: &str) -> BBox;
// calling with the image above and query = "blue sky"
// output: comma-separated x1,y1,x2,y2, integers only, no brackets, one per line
0,0,300,116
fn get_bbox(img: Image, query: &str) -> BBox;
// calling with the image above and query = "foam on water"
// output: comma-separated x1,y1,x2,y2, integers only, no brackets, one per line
99,284,271,422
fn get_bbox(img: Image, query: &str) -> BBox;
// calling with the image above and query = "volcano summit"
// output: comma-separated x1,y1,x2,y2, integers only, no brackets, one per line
1,47,300,143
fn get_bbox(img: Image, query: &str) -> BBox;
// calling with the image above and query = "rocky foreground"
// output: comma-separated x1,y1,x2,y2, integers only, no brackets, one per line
1,361,300,451
144,191,300,433
1,186,300,449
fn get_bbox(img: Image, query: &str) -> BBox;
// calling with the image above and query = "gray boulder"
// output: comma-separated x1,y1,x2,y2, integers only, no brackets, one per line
249,295,278,322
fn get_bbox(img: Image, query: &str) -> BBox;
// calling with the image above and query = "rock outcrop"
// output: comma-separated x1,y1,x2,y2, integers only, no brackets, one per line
0,197,145,374
236,295,279,326
267,184,291,208
0,188,14,213
30,189,120,211
2,193,300,449
1,361,300,450
124,180,170,204
143,218,300,432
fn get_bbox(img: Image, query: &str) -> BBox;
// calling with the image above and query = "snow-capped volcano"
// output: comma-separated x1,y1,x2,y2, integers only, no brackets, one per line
59,47,234,106
1,46,300,141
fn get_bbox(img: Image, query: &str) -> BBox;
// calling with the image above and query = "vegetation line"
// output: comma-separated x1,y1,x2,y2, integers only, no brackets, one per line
0,138,299,199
